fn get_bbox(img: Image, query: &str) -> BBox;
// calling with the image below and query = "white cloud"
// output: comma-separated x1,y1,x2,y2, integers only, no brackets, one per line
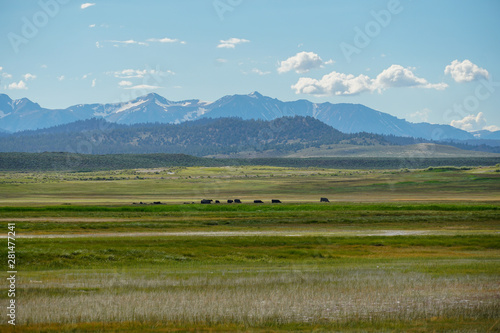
292,64,447,96
216,58,228,63
0,67,12,79
252,68,271,76
41,64,48,69
292,72,373,96
118,80,133,86
23,73,36,81
95,42,102,48
147,37,184,44
124,84,161,90
375,65,448,90
101,37,185,47
278,51,325,74
81,3,95,9
91,79,96,87
483,125,500,132
57,75,65,81
109,69,174,79
107,39,148,46
450,112,489,131
444,59,489,83
408,108,432,123
217,38,249,49
8,80,27,90
89,24,96,28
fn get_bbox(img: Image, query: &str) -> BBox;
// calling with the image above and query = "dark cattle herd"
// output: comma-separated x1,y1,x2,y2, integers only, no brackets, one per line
197,197,329,204
134,198,330,205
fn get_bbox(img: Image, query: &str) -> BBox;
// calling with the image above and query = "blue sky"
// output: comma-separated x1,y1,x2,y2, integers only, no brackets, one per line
1,0,499,131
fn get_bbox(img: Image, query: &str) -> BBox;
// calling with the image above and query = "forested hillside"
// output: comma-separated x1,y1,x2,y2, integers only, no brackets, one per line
0,116,388,156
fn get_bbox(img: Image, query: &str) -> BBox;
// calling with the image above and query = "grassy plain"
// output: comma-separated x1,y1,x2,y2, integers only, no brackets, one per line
1,164,499,205
0,165,499,332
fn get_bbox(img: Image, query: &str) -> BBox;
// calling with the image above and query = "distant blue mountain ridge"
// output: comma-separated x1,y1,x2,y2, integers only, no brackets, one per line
0,91,496,141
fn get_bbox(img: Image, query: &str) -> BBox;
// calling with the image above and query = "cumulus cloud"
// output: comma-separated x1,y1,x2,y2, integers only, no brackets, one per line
278,52,325,74
292,65,447,96
450,112,488,131
91,79,96,87
57,75,65,81
118,80,133,87
483,125,500,132
444,59,489,83
8,80,27,90
81,3,95,9
292,72,373,96
375,65,448,91
89,24,96,28
123,84,161,90
217,38,249,49
23,73,36,81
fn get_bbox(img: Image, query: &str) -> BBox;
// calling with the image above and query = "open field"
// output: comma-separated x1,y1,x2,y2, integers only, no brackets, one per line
1,164,499,205
0,164,499,331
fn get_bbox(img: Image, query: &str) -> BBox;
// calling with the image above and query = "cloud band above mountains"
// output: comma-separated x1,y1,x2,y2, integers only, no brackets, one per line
292,64,448,96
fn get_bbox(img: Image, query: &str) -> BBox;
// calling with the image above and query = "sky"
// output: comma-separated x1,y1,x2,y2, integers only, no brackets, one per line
1,0,499,132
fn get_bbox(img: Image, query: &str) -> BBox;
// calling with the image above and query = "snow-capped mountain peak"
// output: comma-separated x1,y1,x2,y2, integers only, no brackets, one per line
0,92,477,141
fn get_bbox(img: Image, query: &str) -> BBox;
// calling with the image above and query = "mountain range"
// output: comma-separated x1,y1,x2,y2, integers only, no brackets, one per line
1,92,497,142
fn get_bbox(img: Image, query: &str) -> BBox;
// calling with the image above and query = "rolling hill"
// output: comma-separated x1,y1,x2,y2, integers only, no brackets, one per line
1,116,498,158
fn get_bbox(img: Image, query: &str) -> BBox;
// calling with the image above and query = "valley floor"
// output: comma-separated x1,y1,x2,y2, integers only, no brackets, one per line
0,165,499,332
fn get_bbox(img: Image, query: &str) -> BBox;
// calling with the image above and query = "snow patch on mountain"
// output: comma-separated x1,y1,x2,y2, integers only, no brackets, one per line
115,100,147,113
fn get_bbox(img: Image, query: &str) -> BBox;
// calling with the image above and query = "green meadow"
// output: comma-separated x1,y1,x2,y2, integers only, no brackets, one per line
1,164,499,205
0,165,499,332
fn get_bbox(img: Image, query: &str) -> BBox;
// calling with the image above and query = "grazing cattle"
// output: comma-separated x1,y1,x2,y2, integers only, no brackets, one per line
153,201,162,205
227,199,234,203
234,199,242,203
320,197,330,202
272,199,281,203
201,199,213,204
254,200,264,204
215,200,220,204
